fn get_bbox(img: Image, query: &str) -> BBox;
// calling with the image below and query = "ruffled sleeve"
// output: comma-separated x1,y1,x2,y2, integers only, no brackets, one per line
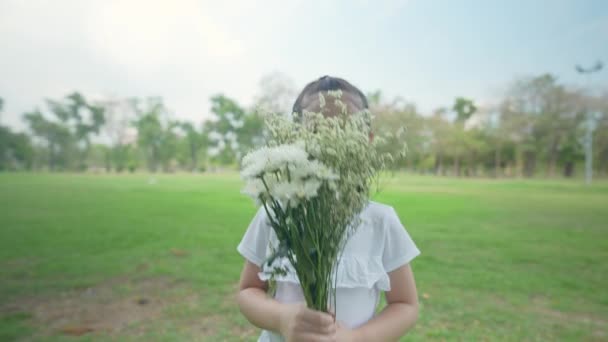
382,207,420,273
237,207,271,267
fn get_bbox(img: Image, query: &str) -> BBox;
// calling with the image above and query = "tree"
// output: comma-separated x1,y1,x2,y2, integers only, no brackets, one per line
23,109,74,171
111,144,137,172
427,108,451,175
372,98,419,170
453,97,477,122
175,121,208,172
592,92,608,176
46,92,105,170
20,92,106,171
446,97,477,176
205,95,264,166
483,105,513,177
132,98,168,172
444,124,467,176
497,74,587,178
528,77,584,176
0,120,34,171
98,97,138,172
1,99,33,170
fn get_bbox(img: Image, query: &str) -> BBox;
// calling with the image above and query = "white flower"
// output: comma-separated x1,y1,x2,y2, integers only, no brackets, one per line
239,106,400,312
396,126,406,138
241,178,265,199
271,181,300,202
325,147,337,156
241,144,310,179
307,141,322,158
299,179,321,199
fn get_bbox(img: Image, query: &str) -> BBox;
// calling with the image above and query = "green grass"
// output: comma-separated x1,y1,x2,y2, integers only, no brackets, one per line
0,173,607,341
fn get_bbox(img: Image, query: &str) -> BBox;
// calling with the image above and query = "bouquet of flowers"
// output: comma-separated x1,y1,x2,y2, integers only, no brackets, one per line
241,91,404,313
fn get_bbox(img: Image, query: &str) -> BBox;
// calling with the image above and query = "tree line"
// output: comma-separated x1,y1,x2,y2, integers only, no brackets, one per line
1,73,607,178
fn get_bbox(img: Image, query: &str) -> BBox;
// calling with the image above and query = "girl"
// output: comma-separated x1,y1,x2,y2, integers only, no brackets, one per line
237,76,420,342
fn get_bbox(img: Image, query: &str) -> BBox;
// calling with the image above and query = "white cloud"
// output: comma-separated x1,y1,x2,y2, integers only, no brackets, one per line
2,0,603,134
84,0,246,70
0,0,301,131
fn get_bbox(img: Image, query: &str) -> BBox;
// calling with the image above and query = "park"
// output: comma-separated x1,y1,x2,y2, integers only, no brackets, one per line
1,173,606,341
1,1,607,341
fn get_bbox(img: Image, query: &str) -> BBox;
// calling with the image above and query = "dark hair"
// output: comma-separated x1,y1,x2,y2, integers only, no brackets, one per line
292,76,369,115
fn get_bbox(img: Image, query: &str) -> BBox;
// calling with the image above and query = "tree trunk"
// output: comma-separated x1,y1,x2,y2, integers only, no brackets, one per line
192,153,198,172
524,151,536,178
147,147,158,172
190,145,198,172
455,156,461,176
515,147,523,178
104,149,112,172
546,138,559,177
80,139,90,172
494,147,502,178
563,161,574,177
599,148,608,176
435,153,444,176
49,143,56,171
469,151,476,177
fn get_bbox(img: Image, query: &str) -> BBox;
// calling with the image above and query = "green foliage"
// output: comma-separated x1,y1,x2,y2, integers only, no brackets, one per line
205,95,264,166
500,74,587,177
452,97,477,122
6,72,608,177
22,93,105,171
176,121,208,172
47,92,106,170
0,96,32,171
0,126,33,171
372,102,419,169
23,109,75,171
131,98,178,172
109,144,138,173
367,74,600,178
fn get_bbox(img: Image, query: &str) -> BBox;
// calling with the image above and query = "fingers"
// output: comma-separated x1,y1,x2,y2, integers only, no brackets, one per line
293,306,336,335
298,320,336,335
299,307,334,326
296,307,335,332
294,332,336,342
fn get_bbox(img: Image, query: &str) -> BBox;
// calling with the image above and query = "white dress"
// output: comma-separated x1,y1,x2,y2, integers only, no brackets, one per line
237,201,420,342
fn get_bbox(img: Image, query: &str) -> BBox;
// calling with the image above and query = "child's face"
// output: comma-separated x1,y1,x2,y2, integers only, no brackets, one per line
300,90,366,117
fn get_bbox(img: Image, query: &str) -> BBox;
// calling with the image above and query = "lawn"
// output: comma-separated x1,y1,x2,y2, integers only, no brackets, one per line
0,173,606,341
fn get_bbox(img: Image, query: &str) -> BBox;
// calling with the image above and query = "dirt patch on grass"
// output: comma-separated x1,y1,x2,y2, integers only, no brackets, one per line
528,295,607,339
0,275,208,339
537,306,606,326
529,295,607,326
1,276,178,336
0,274,261,340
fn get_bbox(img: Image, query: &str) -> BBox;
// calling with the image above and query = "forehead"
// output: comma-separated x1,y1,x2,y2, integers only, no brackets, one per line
300,90,365,116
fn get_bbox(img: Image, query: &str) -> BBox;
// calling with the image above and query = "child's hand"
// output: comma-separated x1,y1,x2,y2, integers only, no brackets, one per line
279,303,336,341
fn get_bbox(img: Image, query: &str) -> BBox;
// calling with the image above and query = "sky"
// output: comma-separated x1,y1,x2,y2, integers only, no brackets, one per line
1,0,607,132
